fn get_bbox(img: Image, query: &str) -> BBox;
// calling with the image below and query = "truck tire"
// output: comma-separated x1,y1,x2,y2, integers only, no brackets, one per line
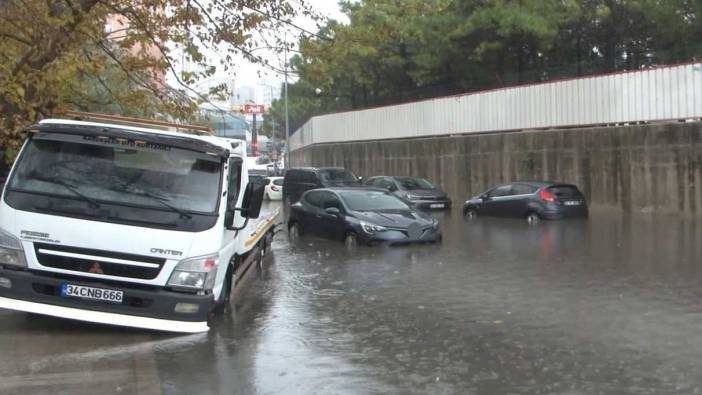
212,260,235,316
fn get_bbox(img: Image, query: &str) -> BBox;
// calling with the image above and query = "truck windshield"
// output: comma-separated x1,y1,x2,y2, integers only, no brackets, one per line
8,136,222,213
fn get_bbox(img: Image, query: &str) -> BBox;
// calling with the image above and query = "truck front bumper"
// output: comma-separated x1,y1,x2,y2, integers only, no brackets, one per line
0,268,212,333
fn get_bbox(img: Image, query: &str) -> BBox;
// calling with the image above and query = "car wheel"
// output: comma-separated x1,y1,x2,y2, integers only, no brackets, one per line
526,212,541,225
344,232,359,249
284,197,292,220
288,221,301,241
464,208,477,220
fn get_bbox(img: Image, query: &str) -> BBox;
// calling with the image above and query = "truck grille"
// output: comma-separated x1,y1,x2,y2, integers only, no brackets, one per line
34,243,166,280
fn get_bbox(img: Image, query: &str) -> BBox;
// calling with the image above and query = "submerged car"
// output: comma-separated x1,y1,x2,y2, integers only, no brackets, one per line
463,182,588,223
365,176,451,210
288,188,441,247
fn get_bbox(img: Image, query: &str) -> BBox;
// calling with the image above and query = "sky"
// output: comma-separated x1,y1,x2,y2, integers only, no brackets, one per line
236,0,348,86
169,0,348,105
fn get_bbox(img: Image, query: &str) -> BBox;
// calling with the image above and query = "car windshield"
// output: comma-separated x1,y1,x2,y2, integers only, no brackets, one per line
339,190,410,211
9,135,222,213
319,169,357,183
396,177,435,190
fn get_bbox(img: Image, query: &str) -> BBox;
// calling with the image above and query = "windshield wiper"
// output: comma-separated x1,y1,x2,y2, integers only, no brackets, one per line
27,172,100,208
111,188,193,219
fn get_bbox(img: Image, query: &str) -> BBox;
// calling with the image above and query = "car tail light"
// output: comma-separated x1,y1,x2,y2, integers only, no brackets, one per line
539,189,556,203
271,186,280,191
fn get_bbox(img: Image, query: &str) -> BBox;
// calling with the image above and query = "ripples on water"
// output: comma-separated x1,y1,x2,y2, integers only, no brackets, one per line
3,203,702,394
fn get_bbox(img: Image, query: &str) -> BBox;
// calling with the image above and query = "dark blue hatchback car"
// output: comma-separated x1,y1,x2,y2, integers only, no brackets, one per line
463,182,588,224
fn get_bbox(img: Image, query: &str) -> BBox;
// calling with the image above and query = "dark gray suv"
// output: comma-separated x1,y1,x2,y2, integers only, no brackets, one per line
282,167,361,206
365,176,451,210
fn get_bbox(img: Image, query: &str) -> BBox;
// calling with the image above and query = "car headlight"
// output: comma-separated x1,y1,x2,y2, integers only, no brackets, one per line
0,228,26,268
406,194,422,200
167,254,219,292
360,221,388,234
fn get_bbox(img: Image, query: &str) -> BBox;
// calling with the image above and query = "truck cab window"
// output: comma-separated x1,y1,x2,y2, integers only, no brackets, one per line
227,158,243,208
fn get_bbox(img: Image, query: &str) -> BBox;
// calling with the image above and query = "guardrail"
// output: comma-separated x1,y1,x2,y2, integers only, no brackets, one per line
290,62,702,152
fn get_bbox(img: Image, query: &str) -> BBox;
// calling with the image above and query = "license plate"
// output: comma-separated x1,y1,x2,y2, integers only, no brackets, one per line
564,201,581,206
429,204,445,209
60,283,123,303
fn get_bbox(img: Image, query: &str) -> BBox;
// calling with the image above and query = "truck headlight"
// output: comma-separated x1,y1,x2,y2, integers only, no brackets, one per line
0,228,26,268
167,254,219,292
361,221,387,234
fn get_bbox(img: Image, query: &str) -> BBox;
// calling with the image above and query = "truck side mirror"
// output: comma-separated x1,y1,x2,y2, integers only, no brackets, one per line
225,179,266,230
240,180,265,219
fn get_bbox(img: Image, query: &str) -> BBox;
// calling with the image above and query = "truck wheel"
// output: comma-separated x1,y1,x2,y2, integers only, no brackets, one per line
213,265,234,316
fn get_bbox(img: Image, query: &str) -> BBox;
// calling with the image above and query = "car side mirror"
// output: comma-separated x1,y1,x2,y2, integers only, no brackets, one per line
387,185,397,192
480,194,489,201
325,207,341,216
357,176,363,183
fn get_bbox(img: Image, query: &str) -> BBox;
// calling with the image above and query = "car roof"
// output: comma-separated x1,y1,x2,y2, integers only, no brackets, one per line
500,181,575,187
288,167,349,172
309,187,388,193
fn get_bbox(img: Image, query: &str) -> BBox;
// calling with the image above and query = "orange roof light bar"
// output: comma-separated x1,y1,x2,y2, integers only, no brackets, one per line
63,111,214,135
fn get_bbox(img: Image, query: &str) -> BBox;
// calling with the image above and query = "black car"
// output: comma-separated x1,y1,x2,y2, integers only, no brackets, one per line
365,176,451,210
463,182,588,223
288,188,441,247
282,167,361,205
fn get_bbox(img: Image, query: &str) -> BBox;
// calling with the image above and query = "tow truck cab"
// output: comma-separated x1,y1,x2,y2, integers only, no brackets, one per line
0,117,276,333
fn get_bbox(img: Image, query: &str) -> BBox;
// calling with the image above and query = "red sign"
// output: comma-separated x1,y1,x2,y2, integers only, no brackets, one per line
244,104,265,114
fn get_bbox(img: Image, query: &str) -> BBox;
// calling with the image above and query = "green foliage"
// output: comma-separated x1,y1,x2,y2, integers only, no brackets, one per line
0,0,309,161
271,0,702,133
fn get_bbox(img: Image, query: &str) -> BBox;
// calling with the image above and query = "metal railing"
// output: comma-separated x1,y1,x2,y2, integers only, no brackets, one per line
290,62,702,151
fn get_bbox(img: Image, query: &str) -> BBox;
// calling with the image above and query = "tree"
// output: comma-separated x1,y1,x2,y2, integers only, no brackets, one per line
0,0,312,160
271,0,702,134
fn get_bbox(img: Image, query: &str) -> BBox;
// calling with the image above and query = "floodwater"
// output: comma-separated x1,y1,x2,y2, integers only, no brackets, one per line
2,203,702,394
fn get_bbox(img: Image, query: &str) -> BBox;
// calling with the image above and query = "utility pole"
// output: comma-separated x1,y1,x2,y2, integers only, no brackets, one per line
251,112,258,157
284,37,290,169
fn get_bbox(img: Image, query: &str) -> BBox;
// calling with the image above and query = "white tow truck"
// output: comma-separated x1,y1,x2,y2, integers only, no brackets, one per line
0,113,279,333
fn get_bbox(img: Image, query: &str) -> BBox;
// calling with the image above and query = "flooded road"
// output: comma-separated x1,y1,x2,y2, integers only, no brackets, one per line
2,204,702,394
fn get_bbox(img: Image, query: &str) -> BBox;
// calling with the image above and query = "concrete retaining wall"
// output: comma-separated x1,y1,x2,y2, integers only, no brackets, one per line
290,122,702,215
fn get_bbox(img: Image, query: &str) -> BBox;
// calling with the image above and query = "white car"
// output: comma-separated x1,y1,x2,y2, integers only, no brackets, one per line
265,177,284,200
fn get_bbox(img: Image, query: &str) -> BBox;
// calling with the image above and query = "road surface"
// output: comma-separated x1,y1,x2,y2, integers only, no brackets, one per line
1,203,702,394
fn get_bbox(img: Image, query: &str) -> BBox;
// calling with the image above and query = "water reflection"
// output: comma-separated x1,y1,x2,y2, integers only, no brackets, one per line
3,207,702,394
